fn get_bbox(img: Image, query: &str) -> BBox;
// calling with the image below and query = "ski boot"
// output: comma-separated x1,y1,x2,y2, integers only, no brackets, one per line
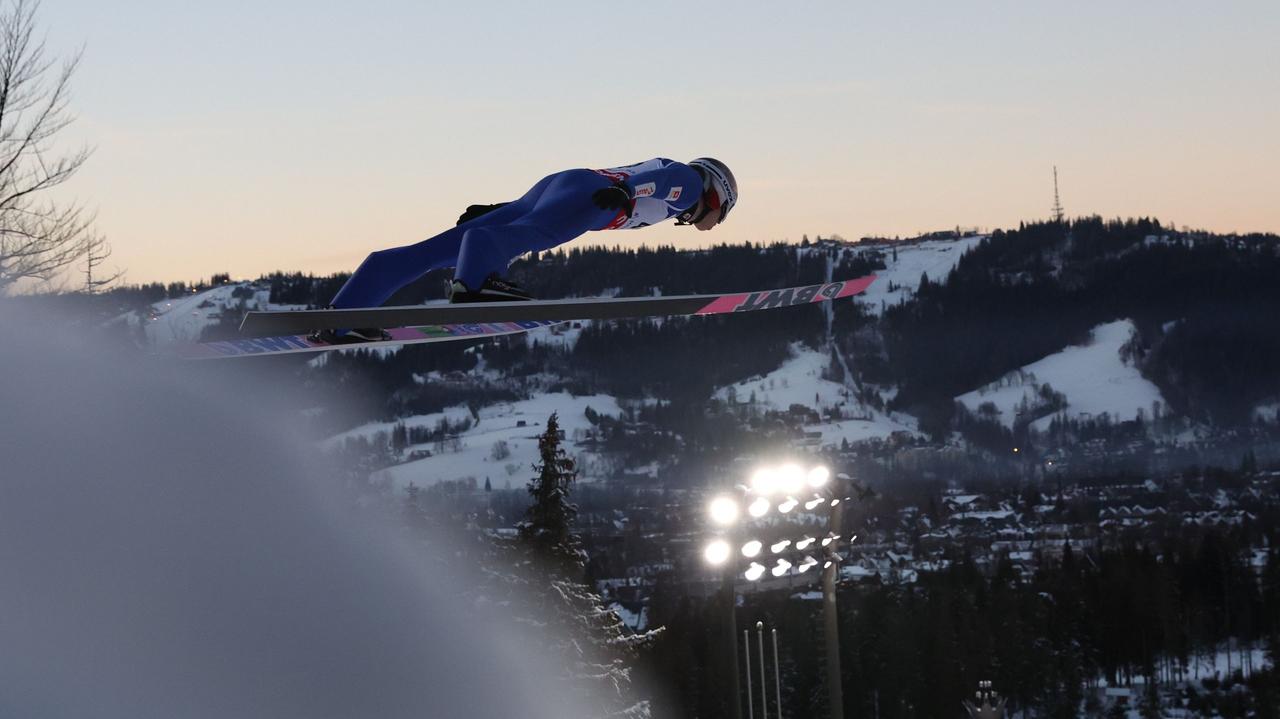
447,274,534,303
307,327,390,344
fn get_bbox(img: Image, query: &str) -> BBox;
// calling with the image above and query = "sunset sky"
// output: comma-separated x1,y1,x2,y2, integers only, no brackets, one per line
40,0,1280,285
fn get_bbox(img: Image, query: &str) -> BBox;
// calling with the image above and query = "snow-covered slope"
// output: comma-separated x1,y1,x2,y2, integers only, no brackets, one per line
1255,402,1280,423
325,393,623,492
852,236,985,315
956,320,1166,431
714,343,918,445
142,284,251,345
715,343,847,412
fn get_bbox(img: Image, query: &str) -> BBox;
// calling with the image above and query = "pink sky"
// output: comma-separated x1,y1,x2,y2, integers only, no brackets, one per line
39,1,1280,284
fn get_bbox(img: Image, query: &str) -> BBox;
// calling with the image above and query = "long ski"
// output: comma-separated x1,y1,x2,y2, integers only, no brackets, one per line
178,275,876,359
238,275,877,336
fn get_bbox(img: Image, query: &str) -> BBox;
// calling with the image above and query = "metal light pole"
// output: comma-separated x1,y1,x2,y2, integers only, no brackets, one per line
822,476,846,719
744,629,755,719
757,621,768,719
772,627,783,719
708,495,744,719
724,560,742,719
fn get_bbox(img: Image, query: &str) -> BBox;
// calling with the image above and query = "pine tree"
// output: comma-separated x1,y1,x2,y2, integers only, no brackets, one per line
509,412,663,717
519,412,583,574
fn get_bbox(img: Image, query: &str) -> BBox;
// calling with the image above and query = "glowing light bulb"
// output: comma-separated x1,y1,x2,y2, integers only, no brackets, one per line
807,466,830,488
708,496,740,526
750,468,778,495
704,539,731,566
779,464,805,494
741,540,763,558
748,497,771,518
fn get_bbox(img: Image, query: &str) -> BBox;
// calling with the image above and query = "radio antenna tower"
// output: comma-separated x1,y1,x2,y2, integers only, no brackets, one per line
1051,166,1065,223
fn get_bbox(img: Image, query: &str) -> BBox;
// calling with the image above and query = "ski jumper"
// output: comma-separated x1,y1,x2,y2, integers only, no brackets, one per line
329,158,703,310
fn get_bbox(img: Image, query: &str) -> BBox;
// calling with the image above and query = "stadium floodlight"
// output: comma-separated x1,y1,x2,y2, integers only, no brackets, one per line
748,497,771,518
741,540,763,558
744,563,766,581
796,537,815,550
704,539,731,566
750,468,779,496
771,559,792,577
770,539,791,554
821,536,834,547
708,496,740,526
807,465,830,488
779,464,805,494
778,497,798,514
830,498,841,507
804,497,824,511
798,556,819,573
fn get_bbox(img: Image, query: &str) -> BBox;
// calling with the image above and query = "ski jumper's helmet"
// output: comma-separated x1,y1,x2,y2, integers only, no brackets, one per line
682,157,737,225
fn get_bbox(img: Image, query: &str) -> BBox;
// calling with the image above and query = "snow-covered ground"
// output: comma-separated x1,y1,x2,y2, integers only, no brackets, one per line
139,282,312,347
142,284,244,345
325,392,623,492
1254,401,1280,423
852,236,985,315
715,343,848,412
714,343,919,445
802,416,918,447
956,320,1166,432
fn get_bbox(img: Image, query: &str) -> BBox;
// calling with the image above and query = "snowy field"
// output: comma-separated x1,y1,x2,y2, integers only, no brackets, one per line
956,320,1166,431
852,236,985,315
324,392,623,492
714,343,849,412
714,343,918,445
801,416,918,447
1255,402,1280,423
142,284,242,345
140,282,308,347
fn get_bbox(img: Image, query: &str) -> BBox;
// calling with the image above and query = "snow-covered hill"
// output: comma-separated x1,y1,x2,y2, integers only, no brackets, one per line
140,283,256,345
851,236,985,315
956,319,1166,431
714,343,919,447
324,393,623,492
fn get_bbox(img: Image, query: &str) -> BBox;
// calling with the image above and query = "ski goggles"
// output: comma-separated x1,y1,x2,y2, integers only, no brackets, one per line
675,189,726,226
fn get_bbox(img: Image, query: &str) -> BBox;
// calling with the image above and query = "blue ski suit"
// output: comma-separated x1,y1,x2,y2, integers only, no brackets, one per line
329,158,703,309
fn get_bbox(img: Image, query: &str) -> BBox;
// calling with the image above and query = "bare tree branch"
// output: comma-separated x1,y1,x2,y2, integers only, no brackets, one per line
0,0,113,295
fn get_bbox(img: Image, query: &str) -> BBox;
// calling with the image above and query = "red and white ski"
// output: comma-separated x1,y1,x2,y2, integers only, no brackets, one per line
177,275,876,359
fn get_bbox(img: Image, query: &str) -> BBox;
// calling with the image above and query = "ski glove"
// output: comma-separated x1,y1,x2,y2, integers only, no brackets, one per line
457,202,509,225
591,181,634,216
